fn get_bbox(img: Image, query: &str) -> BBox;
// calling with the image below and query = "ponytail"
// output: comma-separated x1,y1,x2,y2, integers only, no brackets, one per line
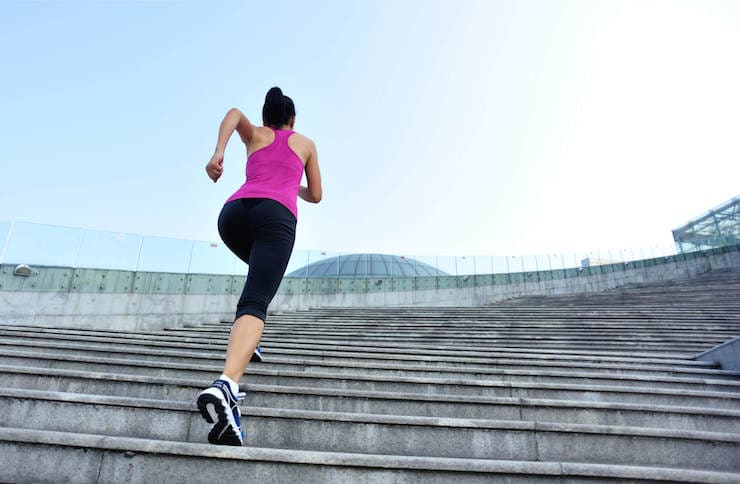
262,86,296,129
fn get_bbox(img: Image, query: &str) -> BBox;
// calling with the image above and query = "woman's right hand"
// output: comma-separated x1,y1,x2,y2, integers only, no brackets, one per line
206,151,224,183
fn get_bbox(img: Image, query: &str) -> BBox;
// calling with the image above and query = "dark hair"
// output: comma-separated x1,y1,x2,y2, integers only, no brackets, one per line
262,86,296,129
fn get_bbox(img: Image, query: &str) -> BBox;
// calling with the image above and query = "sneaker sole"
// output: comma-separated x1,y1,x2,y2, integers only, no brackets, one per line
196,392,243,446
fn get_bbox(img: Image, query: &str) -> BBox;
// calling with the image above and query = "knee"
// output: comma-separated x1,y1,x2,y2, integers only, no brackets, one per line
235,305,267,324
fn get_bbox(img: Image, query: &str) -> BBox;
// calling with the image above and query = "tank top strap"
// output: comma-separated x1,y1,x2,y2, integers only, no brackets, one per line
273,129,293,143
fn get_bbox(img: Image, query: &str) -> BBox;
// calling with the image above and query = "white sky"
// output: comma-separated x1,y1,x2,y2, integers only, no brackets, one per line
0,0,737,258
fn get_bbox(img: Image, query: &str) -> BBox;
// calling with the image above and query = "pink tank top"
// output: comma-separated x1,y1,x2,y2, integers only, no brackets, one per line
226,129,304,219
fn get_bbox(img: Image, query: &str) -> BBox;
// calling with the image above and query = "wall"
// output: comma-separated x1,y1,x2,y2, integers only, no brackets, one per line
0,244,738,332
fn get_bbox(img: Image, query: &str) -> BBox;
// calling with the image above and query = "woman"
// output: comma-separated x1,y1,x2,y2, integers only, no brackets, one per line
197,87,322,446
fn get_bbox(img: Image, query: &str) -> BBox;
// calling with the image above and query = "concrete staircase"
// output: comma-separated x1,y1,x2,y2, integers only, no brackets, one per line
1,269,739,483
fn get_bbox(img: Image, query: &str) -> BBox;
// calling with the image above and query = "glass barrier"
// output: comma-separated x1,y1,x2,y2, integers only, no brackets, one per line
136,235,193,273
305,250,339,278
436,256,457,277
74,229,142,271
470,256,489,276
411,255,438,291
455,256,476,276
0,221,11,263
356,253,370,278
4,221,737,295
0,222,83,267
188,240,246,276
285,249,310,278
489,256,507,274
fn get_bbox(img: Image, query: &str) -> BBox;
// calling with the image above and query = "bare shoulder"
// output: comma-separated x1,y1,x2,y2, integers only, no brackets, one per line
245,126,277,155
287,132,314,164
252,126,274,142
290,131,315,148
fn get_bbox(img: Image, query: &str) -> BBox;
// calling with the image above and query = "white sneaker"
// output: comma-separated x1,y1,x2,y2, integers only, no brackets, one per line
196,379,244,446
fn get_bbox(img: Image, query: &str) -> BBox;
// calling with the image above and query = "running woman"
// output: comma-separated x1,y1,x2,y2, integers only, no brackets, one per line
197,87,322,446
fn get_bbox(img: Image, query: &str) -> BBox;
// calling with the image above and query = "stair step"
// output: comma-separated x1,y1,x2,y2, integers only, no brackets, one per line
2,266,739,481
2,338,728,376
2,350,738,394
2,365,739,409
4,386,740,434
4,428,739,483
0,332,720,367
1,394,739,471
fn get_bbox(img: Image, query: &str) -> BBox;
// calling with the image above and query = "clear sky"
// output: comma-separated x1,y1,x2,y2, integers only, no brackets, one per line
1,0,738,258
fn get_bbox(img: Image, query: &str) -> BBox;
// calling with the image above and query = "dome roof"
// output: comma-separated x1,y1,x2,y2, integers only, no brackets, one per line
287,253,448,278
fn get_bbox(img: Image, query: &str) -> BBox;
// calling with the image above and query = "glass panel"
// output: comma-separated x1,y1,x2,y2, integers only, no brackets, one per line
411,255,438,278
187,239,244,275
323,250,343,290
0,221,11,264
436,256,457,277
413,255,439,291
370,256,387,277
285,249,310,278
357,253,370,278
507,255,525,274
649,244,669,259
456,255,476,276
3,220,722,287
472,256,491,276
547,254,563,271
1,222,83,267
559,254,573,274
136,236,192,273
521,254,539,273
594,249,607,273
339,252,360,278
305,250,336,278
391,254,414,277
347,252,356,278
535,254,550,272
490,256,508,274
75,229,142,271
578,250,599,269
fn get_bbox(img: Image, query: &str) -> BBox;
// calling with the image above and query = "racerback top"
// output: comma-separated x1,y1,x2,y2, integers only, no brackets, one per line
225,129,304,219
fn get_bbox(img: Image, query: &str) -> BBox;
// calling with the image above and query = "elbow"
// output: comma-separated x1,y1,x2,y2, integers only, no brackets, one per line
311,190,322,204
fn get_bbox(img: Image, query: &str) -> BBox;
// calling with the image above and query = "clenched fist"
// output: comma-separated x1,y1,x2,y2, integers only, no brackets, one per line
206,151,224,183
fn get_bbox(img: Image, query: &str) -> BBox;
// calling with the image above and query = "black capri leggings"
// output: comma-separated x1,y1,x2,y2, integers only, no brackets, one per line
218,198,296,322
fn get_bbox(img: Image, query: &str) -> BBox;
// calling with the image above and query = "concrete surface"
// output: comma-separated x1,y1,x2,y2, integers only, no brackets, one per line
1,268,739,482
697,336,740,371
1,244,738,331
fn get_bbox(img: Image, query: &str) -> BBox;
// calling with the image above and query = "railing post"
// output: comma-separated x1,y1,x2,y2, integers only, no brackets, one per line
135,236,145,272
0,220,16,265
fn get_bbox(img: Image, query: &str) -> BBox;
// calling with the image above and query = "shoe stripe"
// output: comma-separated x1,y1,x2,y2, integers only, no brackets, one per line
198,380,243,445
211,380,237,404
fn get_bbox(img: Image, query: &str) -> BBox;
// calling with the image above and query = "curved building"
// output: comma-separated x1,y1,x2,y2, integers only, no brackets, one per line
287,254,448,278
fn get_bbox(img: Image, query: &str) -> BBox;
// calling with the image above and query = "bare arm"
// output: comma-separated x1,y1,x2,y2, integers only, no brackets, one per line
298,139,322,203
205,108,255,183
